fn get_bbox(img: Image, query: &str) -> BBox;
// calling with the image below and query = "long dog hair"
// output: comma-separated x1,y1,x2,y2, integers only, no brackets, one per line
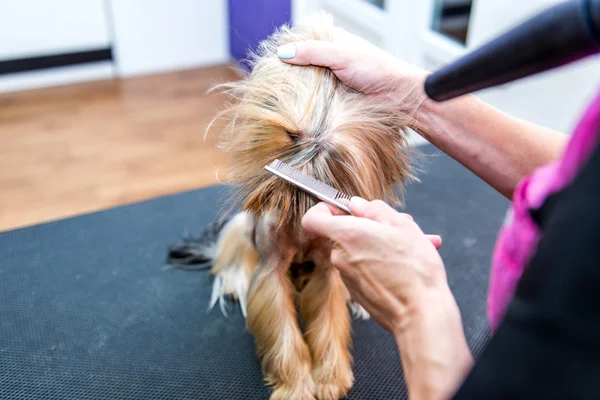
168,12,423,400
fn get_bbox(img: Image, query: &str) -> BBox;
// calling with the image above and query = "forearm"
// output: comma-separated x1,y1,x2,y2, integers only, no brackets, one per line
395,287,474,400
409,74,568,199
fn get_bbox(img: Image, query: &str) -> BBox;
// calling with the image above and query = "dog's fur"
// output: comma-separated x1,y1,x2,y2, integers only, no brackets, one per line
168,13,423,400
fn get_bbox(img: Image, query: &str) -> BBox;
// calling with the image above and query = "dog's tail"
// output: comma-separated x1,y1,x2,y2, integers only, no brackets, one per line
166,212,259,317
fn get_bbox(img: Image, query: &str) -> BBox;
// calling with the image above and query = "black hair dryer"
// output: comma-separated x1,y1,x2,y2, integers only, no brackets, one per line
424,0,600,102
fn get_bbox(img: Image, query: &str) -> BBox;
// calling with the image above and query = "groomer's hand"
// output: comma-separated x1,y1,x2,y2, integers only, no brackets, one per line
302,198,474,400
302,197,447,332
277,27,427,97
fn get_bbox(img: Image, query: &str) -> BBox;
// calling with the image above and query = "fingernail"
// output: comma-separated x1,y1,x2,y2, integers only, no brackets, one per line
277,44,296,59
350,196,368,206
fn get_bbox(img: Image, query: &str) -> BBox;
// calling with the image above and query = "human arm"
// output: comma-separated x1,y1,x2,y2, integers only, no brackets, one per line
394,286,474,400
303,138,600,399
414,86,568,199
302,198,474,399
278,31,568,199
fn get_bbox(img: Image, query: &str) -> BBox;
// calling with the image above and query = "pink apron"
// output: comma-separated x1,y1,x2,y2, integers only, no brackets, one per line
488,91,600,331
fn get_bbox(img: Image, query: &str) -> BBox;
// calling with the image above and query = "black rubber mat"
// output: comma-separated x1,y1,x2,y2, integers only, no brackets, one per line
0,145,508,399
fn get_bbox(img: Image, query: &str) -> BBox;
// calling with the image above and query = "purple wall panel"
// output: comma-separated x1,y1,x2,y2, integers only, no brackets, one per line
228,0,292,71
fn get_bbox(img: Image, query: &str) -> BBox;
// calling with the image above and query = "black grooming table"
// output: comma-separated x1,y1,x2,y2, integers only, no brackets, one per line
0,145,509,399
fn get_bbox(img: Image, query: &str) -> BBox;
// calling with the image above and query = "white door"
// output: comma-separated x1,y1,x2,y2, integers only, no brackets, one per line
409,0,600,134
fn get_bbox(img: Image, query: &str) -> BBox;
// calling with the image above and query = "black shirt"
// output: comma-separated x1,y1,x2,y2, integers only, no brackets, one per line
454,136,600,399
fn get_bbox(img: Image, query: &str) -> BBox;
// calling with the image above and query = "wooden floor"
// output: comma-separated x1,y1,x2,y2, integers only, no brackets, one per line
0,65,239,232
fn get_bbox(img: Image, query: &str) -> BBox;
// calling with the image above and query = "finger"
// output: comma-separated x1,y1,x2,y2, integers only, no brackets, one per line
349,197,413,225
302,204,378,243
304,201,346,220
277,41,352,70
302,204,353,239
319,201,349,216
426,234,442,249
302,202,339,238
349,198,442,249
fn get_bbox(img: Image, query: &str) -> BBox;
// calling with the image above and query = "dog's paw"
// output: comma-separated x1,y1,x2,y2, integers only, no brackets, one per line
315,383,351,400
313,367,354,400
270,377,316,400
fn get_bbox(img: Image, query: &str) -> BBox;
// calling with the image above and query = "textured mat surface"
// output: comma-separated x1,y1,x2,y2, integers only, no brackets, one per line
0,145,508,399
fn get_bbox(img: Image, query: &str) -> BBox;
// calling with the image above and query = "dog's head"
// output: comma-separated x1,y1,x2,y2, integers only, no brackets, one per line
210,13,421,228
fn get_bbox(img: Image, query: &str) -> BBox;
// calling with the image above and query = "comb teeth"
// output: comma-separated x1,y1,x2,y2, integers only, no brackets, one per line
334,191,351,208
265,159,354,214
269,160,338,198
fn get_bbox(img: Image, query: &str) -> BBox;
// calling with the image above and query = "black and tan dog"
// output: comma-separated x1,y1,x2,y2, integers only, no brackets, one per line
168,12,423,400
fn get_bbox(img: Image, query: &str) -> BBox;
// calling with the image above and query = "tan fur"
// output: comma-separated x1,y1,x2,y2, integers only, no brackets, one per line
248,214,318,399
205,12,421,399
210,12,422,230
209,212,259,316
300,255,353,399
247,259,315,399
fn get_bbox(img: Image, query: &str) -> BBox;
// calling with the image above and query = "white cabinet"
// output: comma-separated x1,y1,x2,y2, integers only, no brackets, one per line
0,0,111,60
0,0,114,92
0,0,229,92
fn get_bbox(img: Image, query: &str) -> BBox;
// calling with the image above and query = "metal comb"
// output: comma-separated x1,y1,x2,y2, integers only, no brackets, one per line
264,159,354,215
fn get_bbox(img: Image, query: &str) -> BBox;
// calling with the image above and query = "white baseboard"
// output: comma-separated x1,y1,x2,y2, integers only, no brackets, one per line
0,61,115,93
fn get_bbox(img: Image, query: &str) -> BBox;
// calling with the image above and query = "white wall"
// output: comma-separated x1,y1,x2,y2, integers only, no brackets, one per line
108,0,229,77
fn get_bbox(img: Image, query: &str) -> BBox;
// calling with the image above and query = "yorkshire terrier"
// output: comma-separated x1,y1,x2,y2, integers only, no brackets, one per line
167,12,423,400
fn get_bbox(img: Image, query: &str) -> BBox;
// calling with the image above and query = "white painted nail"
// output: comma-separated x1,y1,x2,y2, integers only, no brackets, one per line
277,44,296,59
350,196,368,206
